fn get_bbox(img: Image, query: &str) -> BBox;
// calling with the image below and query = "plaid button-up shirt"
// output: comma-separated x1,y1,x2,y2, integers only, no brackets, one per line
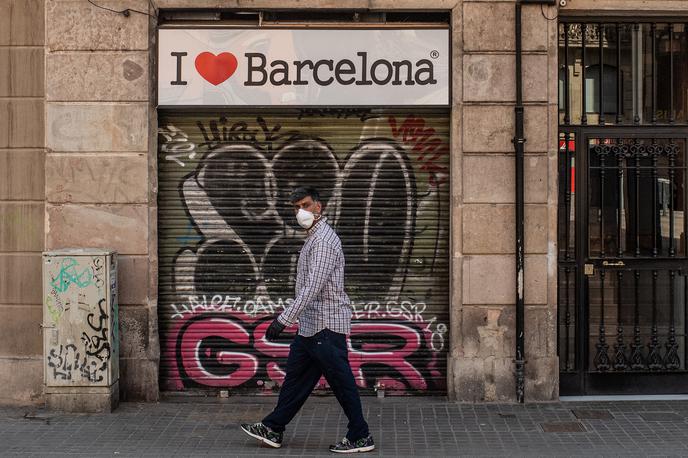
277,217,352,337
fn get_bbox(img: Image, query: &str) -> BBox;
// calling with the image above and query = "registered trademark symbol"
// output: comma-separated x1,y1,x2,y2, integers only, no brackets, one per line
430,50,440,59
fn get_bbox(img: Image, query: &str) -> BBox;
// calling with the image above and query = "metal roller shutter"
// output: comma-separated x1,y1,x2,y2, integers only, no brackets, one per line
158,109,450,395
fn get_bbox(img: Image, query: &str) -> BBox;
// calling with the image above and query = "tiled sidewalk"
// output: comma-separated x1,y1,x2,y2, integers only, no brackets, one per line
2,397,688,457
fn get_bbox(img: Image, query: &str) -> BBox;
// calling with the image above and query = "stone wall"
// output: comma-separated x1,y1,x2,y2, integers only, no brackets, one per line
44,0,158,401
2,0,571,404
449,0,559,401
0,0,46,405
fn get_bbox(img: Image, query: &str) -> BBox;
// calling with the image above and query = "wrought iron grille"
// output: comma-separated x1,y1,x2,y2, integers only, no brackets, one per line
558,133,688,375
587,138,686,373
558,20,688,383
559,22,688,126
558,130,576,371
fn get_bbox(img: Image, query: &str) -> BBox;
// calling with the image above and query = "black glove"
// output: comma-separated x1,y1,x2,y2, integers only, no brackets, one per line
265,318,286,341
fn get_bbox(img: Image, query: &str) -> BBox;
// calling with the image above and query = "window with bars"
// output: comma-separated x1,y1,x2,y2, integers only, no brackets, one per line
559,22,688,126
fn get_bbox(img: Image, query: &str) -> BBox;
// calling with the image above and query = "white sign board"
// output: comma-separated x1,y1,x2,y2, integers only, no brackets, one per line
157,28,449,106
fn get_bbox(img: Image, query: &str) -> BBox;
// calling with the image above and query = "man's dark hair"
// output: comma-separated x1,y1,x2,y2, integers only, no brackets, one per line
289,186,320,203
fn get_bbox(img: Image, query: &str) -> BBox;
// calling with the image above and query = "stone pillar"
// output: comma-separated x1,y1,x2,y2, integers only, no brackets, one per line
45,0,158,402
0,0,46,405
448,0,559,401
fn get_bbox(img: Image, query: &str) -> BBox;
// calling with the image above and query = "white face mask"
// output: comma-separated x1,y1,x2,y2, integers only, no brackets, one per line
296,208,315,230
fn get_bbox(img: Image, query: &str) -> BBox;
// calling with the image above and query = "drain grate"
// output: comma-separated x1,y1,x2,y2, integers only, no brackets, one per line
571,409,614,420
540,421,587,433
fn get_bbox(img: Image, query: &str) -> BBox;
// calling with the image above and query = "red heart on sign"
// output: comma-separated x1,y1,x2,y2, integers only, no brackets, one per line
194,52,238,86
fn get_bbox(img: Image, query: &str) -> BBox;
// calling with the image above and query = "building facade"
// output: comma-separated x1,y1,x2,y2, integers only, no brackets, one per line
1,0,687,406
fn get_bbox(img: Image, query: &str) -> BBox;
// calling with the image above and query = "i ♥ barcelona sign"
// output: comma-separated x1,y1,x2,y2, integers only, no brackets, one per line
157,28,450,106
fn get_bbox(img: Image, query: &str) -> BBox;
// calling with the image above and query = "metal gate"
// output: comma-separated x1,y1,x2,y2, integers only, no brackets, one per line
558,21,688,394
157,109,450,395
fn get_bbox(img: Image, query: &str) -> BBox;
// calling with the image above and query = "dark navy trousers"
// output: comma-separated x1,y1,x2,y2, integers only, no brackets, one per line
262,328,369,441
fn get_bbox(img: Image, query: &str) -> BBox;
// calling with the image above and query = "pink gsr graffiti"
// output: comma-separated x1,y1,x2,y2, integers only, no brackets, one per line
163,310,442,393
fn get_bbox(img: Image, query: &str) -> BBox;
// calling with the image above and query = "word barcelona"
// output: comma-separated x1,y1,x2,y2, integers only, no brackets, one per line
171,51,438,87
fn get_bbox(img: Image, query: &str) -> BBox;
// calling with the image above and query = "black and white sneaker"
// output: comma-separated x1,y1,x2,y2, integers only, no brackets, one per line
329,435,375,453
240,422,283,448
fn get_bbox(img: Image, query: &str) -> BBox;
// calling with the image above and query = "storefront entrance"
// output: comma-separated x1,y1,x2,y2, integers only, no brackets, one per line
155,26,451,396
558,21,688,394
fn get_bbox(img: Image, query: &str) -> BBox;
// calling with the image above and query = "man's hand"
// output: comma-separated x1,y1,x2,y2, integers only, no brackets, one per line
265,318,286,341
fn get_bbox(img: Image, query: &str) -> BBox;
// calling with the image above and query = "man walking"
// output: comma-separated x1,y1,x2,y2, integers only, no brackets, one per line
240,187,374,454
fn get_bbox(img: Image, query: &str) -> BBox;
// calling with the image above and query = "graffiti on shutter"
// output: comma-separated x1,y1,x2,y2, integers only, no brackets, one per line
158,109,450,394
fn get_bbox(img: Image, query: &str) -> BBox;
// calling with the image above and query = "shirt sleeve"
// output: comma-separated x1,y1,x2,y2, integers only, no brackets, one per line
277,238,338,327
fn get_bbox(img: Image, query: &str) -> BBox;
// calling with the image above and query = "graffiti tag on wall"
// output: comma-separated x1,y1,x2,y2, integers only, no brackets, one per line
44,255,115,385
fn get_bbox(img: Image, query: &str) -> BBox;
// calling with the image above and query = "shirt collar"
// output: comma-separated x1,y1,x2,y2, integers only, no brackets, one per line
307,216,327,237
